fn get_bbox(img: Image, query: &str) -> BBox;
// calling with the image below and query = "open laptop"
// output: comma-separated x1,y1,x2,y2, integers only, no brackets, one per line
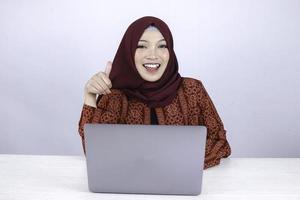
84,124,207,195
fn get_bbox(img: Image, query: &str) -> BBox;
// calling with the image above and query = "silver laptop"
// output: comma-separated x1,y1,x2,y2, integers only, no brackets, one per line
84,124,207,195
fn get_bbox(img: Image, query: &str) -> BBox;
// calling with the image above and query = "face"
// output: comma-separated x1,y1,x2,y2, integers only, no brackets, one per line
134,27,170,82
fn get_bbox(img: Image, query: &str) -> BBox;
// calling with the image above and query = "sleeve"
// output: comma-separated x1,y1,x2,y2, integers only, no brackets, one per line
195,80,231,169
78,104,96,155
77,91,124,155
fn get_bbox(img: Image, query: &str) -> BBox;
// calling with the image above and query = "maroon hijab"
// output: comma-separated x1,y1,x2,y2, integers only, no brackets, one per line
109,16,182,107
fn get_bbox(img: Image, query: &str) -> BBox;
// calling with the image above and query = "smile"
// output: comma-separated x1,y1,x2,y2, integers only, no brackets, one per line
143,63,161,70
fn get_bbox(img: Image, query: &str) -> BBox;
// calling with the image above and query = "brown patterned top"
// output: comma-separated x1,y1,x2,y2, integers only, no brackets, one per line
78,77,231,169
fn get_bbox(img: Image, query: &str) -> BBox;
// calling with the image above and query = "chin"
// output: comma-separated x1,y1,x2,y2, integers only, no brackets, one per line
141,74,162,82
143,77,160,82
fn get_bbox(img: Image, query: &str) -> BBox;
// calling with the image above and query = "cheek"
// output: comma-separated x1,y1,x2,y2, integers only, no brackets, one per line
134,51,143,64
162,51,170,63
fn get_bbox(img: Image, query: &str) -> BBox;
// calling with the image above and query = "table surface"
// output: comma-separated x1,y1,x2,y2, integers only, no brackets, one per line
0,154,299,200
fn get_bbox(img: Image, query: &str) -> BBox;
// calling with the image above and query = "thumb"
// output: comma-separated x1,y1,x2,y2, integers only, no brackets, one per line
105,61,112,76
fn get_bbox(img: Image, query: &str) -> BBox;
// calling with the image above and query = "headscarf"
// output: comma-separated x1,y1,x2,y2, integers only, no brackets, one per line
109,16,182,107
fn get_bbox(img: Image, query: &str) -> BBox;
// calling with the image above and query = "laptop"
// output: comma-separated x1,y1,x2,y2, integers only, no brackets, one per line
84,124,207,195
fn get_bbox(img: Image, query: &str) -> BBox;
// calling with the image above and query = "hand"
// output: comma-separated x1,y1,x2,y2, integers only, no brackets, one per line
84,61,112,95
83,61,112,107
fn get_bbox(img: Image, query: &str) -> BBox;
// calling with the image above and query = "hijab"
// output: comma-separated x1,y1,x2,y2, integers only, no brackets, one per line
109,16,182,107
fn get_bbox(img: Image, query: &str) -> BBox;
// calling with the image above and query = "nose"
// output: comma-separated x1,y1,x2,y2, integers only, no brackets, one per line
146,47,158,60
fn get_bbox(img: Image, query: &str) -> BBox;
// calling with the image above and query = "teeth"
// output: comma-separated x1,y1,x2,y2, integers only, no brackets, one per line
143,63,160,68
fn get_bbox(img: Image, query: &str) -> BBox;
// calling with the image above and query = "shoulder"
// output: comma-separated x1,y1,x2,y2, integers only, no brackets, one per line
107,89,125,99
96,89,126,109
99,89,124,100
181,77,204,95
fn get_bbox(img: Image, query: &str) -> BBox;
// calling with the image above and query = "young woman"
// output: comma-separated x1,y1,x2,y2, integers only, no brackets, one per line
78,16,231,169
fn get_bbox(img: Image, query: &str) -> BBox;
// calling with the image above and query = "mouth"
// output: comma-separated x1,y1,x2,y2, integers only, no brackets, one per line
143,63,161,73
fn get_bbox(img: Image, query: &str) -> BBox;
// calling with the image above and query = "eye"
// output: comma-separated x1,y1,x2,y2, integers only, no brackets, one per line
137,44,147,49
158,44,168,48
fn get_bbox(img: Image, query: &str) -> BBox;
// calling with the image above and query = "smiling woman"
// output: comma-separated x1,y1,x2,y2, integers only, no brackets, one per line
78,16,231,169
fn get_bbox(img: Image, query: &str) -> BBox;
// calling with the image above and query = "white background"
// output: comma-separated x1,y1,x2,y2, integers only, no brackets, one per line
0,0,299,156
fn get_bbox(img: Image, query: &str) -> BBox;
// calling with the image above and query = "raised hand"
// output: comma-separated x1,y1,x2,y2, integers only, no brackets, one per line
83,61,113,107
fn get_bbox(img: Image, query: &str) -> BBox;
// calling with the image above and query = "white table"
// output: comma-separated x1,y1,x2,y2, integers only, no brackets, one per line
0,155,299,200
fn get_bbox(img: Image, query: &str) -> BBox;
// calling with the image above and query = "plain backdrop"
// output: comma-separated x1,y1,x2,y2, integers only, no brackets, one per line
0,0,299,157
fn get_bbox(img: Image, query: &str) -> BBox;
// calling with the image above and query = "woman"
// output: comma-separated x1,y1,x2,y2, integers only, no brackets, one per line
78,16,231,169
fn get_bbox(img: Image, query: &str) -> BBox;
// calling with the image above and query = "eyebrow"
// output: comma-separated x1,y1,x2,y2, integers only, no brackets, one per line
138,39,166,43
